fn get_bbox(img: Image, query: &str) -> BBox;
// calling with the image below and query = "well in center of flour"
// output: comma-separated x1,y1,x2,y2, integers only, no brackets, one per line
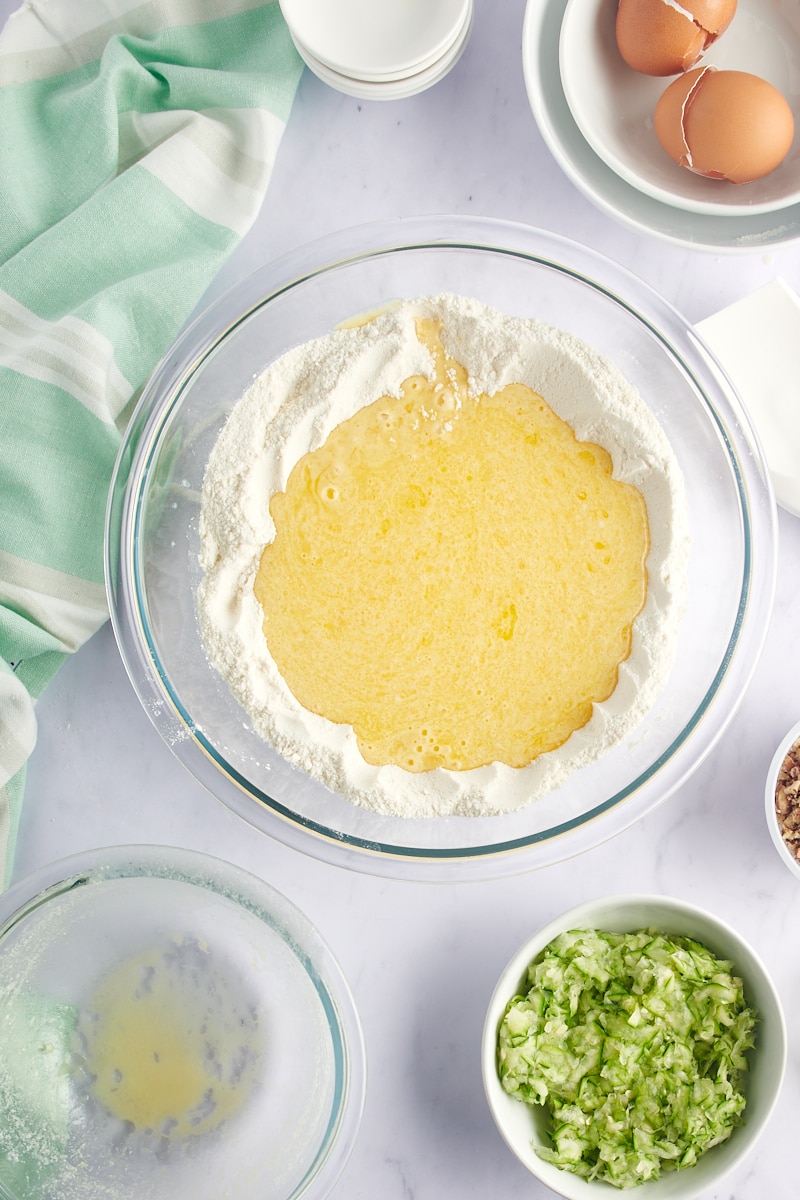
197,294,688,819
254,316,650,773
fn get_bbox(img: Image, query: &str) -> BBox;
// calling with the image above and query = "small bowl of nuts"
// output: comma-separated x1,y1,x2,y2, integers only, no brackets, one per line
766,718,800,880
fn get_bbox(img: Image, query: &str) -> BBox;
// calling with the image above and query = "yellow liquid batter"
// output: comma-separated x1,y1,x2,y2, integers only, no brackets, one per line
78,941,260,1137
255,318,649,772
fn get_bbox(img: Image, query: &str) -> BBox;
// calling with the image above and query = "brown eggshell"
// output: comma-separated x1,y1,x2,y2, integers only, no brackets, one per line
616,0,737,77
654,68,704,166
654,67,796,184
686,0,738,36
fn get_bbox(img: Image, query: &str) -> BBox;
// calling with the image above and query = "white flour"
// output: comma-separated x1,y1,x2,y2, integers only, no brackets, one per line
198,294,689,818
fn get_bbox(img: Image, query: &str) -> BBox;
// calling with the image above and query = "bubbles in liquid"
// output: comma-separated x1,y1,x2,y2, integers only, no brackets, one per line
255,318,649,773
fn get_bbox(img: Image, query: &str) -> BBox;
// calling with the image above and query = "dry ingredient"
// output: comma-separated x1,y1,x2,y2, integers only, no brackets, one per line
775,736,800,861
253,316,651,776
198,293,690,819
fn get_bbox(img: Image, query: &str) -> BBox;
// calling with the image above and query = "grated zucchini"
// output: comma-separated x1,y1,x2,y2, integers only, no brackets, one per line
497,927,757,1188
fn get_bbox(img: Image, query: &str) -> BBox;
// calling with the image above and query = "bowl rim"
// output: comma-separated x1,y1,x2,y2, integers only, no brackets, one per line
764,717,800,880
105,214,778,881
481,891,788,1199
0,843,367,1200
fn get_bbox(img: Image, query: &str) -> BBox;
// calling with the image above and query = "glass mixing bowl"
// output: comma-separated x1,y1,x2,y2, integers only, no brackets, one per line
0,845,365,1200
106,216,777,880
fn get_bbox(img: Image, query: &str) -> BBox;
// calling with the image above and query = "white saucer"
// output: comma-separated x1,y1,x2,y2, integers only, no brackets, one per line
280,0,470,81
522,0,800,251
288,1,473,100
559,0,800,217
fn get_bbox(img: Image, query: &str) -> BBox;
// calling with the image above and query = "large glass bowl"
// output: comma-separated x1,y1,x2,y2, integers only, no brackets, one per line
105,216,777,880
0,845,365,1200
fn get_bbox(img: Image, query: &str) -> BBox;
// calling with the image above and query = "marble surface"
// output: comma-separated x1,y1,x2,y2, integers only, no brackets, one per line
7,1,800,1197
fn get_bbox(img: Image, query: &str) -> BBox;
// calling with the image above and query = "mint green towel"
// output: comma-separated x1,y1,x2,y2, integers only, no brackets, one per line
0,0,304,887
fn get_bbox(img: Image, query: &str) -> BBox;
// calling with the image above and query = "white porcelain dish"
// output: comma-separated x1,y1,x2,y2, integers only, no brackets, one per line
279,0,470,80
280,0,472,98
0,845,366,1200
522,0,800,251
559,0,800,217
289,4,473,101
765,717,800,881
482,893,787,1200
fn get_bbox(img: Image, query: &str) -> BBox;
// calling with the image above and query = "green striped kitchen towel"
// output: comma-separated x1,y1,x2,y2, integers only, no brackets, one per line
0,0,304,888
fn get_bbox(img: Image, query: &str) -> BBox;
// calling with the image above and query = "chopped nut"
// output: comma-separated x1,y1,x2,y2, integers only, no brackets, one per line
775,736,800,863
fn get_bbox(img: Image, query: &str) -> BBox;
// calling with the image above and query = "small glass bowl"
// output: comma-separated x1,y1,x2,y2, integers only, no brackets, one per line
0,845,365,1200
765,717,800,880
105,215,777,880
481,893,787,1199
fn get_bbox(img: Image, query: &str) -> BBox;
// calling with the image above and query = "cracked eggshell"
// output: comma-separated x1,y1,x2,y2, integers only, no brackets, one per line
615,0,737,76
654,66,796,184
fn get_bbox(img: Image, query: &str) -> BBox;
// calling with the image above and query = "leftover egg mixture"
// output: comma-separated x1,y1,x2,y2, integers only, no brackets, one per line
198,294,689,818
73,938,262,1139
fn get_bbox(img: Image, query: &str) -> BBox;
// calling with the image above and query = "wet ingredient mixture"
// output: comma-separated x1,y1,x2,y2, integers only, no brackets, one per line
198,294,689,818
255,317,649,773
74,938,262,1139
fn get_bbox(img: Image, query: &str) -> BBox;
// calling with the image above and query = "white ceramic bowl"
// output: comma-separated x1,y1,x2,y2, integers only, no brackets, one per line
0,846,366,1200
559,0,800,217
279,0,473,98
765,717,800,880
287,6,473,101
482,893,786,1200
279,0,470,79
522,0,800,251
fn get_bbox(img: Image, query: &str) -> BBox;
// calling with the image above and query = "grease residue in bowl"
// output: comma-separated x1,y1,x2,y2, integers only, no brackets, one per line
73,937,263,1141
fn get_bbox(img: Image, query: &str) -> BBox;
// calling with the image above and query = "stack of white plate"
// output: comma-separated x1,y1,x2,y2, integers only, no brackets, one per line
279,0,473,100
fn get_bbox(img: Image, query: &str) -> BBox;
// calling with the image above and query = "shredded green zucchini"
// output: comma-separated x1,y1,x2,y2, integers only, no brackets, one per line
497,927,757,1189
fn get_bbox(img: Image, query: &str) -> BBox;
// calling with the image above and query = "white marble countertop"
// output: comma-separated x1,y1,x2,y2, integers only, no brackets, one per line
8,1,800,1197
